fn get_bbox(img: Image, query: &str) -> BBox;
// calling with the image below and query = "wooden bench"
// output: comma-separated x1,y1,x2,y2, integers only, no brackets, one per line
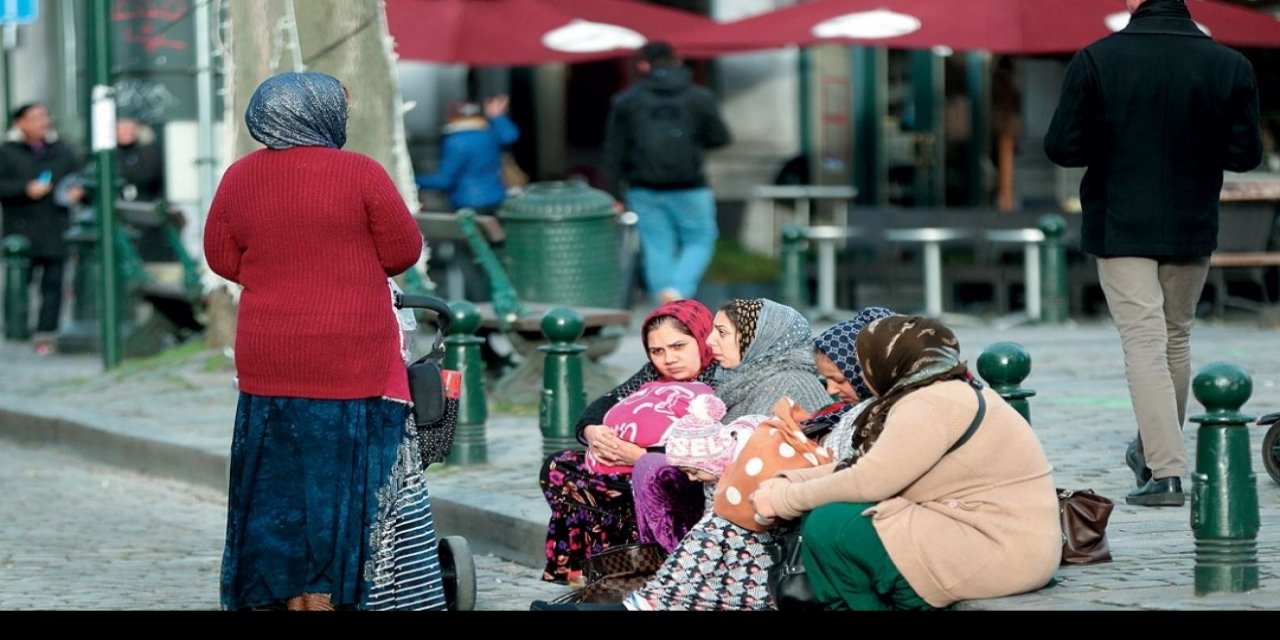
1206,200,1280,318
1208,251,1280,318
115,200,206,342
415,211,507,303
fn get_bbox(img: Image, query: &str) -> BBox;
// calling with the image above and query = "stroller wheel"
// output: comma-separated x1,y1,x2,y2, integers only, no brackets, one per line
1263,423,1280,486
438,535,476,611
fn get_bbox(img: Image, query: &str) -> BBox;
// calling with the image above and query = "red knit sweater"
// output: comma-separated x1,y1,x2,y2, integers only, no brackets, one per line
204,146,423,400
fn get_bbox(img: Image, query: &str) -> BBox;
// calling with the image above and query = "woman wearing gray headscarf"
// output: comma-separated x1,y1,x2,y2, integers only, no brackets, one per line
206,72,442,611
629,298,829,553
707,298,832,420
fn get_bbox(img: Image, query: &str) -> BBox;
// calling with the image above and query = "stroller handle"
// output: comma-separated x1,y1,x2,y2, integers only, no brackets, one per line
395,293,453,334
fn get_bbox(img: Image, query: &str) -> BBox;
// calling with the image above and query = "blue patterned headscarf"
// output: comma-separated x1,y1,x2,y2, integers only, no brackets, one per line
813,306,895,400
244,72,348,150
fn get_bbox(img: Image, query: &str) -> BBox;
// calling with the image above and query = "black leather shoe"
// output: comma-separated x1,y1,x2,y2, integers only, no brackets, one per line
530,599,627,611
1126,476,1184,506
1125,440,1152,487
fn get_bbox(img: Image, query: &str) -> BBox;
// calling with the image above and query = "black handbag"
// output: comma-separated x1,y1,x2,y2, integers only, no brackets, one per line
764,381,987,610
396,293,460,467
765,524,821,611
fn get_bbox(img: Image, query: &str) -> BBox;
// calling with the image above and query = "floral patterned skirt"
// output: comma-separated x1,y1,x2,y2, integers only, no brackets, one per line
538,449,639,583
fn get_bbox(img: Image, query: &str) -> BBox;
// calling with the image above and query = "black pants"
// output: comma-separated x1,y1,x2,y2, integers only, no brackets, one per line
28,256,65,334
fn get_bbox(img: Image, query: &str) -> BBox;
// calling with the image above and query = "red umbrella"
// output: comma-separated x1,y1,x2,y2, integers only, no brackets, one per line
383,0,716,66
670,0,1280,55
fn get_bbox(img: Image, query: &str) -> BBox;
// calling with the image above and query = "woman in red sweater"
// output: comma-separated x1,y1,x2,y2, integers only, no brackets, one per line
204,71,441,611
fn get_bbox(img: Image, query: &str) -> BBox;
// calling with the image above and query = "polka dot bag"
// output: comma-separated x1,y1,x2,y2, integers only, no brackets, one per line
713,396,833,532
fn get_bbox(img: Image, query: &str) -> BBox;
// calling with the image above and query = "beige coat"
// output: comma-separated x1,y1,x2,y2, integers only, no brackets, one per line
773,380,1061,608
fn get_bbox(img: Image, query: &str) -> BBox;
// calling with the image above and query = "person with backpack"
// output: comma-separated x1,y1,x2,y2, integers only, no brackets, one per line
603,41,732,306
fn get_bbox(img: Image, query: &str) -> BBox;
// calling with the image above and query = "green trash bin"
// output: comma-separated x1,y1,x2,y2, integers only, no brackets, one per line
499,181,621,309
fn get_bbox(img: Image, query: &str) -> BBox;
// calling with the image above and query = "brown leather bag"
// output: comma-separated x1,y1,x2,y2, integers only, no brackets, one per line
1058,488,1114,565
553,542,666,605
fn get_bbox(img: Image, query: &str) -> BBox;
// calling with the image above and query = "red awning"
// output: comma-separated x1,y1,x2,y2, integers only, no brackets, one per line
670,0,1280,55
384,0,716,66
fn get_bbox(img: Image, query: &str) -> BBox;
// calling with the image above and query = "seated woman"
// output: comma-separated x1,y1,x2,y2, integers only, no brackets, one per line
531,307,892,612
539,300,718,584
752,315,1061,611
806,306,895,454
630,298,832,553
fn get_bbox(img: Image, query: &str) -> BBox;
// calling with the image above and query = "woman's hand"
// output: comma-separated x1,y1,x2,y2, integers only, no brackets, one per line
750,477,789,521
584,424,630,466
611,440,647,467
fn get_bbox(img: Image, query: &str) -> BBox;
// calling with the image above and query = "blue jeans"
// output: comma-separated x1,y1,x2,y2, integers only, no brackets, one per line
627,187,718,301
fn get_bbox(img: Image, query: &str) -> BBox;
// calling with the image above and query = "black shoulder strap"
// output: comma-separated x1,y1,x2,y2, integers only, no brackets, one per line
945,381,986,455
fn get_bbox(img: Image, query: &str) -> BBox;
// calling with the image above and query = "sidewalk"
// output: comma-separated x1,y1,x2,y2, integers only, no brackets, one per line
1,313,1279,611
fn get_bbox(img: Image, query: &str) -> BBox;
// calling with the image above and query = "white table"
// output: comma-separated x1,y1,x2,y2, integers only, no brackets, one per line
796,226,865,320
753,185,857,254
883,227,975,320
985,228,1046,328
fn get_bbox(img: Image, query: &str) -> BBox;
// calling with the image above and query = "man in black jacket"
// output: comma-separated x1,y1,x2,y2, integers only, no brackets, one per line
1044,0,1262,506
603,41,732,305
0,103,85,352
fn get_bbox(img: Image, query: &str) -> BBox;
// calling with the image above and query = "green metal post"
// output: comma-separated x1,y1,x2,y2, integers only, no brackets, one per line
539,307,587,458
852,46,885,206
1038,214,1069,324
3,234,31,341
966,53,991,208
57,210,102,353
797,48,812,170
976,341,1036,424
779,225,807,312
88,0,120,369
443,300,488,466
56,208,137,354
1188,362,1260,596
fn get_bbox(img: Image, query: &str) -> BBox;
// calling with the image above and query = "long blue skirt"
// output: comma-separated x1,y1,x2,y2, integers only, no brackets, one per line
220,393,447,610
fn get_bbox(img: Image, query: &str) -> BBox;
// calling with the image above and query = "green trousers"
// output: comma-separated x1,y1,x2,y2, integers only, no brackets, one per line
800,502,940,611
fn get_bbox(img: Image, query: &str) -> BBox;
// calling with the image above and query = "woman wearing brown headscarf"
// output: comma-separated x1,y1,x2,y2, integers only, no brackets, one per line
751,315,1061,610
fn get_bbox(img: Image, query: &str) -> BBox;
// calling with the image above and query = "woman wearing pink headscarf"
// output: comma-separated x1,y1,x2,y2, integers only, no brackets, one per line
539,300,719,585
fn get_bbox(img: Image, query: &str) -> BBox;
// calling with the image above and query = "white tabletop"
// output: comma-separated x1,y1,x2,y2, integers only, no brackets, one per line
985,228,1046,244
884,228,973,243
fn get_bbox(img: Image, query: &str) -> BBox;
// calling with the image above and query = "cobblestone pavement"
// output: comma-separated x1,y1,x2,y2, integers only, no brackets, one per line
0,439,567,611
1,312,1279,611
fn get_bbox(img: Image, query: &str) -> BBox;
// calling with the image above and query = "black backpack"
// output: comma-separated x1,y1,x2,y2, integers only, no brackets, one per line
628,89,704,187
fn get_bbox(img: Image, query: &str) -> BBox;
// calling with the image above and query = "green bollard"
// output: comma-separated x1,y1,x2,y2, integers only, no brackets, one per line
539,307,588,458
57,208,139,354
1188,362,1260,596
779,225,807,312
976,341,1036,424
3,234,32,341
443,300,488,466
1038,214,1069,324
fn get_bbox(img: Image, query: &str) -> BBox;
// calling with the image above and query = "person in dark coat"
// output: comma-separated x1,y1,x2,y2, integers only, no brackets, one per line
0,102,85,349
116,117,172,261
603,41,732,305
1044,0,1262,507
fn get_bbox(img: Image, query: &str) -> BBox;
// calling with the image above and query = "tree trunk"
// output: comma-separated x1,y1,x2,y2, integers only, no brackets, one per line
205,0,426,349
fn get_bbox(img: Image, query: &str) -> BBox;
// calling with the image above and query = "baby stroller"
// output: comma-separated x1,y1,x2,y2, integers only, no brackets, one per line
1259,411,1280,485
394,290,477,612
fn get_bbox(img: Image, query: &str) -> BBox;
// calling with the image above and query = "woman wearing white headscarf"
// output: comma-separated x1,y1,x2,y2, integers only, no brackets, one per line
206,72,444,611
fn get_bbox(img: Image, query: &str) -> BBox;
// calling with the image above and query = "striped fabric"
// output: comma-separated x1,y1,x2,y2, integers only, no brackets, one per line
364,424,449,611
